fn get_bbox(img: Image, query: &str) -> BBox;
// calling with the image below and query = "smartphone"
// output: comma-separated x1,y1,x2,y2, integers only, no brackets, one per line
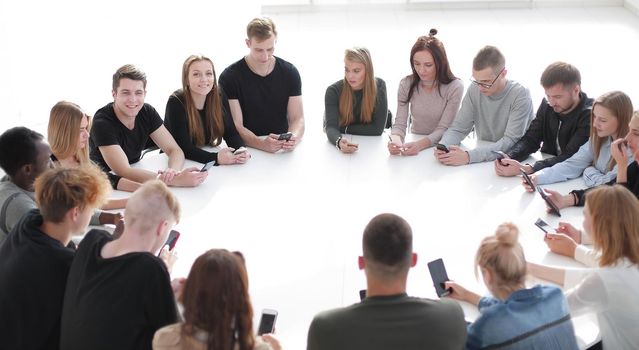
427,258,452,297
359,289,366,301
257,309,278,335
158,230,180,256
435,143,449,153
520,169,535,189
233,147,247,155
492,150,506,160
537,186,562,217
347,142,359,149
534,218,552,234
200,161,215,172
277,132,293,141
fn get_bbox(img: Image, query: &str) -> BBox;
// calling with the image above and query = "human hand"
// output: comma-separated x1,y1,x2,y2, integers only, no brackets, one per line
339,138,358,154
556,222,581,243
281,134,299,151
99,211,123,226
401,140,425,156
443,281,481,306
436,145,469,166
542,189,574,212
544,233,578,258
387,135,403,155
159,244,178,273
260,334,282,350
168,167,208,187
494,158,524,177
520,173,538,192
265,134,286,153
157,168,179,183
611,138,629,166
171,277,186,300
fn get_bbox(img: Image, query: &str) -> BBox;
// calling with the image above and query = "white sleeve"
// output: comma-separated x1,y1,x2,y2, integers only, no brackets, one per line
565,270,607,318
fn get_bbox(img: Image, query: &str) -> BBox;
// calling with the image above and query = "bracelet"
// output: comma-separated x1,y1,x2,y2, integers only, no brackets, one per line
336,136,342,150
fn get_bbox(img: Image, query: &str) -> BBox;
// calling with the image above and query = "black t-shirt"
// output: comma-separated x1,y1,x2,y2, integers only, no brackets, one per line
0,209,77,349
60,230,178,350
164,90,244,164
89,103,164,172
219,56,302,136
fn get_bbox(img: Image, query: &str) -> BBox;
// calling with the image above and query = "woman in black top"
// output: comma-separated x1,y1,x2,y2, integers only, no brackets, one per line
164,54,249,165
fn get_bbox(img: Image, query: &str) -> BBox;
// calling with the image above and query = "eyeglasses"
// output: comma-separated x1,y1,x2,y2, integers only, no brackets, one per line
470,67,505,89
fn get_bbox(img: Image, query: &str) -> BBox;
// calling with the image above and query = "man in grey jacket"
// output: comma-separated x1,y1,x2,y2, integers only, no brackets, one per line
436,45,534,165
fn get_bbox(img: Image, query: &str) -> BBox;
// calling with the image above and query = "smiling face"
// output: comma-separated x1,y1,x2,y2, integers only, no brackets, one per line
592,104,620,139
412,49,436,82
188,60,214,98
344,59,366,90
112,78,146,120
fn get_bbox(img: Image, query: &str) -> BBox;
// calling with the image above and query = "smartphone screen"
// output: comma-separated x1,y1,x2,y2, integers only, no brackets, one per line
158,230,180,257
200,161,215,172
359,289,366,301
537,186,562,217
534,218,552,234
278,132,292,141
257,309,278,335
427,258,451,297
435,143,449,153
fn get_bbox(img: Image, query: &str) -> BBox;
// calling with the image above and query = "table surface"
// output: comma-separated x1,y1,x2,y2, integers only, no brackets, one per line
108,130,598,349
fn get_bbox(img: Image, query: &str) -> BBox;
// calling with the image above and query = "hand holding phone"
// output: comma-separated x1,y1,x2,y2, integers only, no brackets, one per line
200,161,215,172
233,147,247,155
277,132,293,141
534,218,552,234
257,309,278,335
158,230,180,257
427,258,452,297
537,186,562,216
435,143,449,153
492,150,507,160
520,169,535,189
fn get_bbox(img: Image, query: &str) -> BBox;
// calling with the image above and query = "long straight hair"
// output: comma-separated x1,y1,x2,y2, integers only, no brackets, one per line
179,55,225,146
47,101,91,164
590,91,633,170
180,249,255,350
339,47,377,127
404,28,457,103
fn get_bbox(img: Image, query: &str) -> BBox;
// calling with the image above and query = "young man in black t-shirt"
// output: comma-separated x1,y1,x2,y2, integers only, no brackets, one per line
90,64,208,187
0,166,111,349
219,17,305,153
60,180,181,350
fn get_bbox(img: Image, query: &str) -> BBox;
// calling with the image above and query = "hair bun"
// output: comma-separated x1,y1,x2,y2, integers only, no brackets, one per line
429,28,438,37
495,222,519,246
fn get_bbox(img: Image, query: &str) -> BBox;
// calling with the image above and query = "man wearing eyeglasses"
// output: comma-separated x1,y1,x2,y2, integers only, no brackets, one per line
435,46,534,166
494,62,592,176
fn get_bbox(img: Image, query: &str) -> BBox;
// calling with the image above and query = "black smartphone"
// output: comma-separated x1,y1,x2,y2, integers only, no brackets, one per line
520,168,535,188
257,309,278,335
278,132,293,141
359,289,366,301
492,150,506,160
537,186,562,217
200,161,215,172
427,258,452,297
435,143,449,153
534,218,552,234
158,230,180,257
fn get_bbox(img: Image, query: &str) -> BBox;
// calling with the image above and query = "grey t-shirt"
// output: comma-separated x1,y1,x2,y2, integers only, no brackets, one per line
0,177,36,241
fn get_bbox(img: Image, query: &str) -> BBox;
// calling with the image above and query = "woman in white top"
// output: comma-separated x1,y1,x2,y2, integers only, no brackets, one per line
153,249,281,350
522,91,633,190
529,185,639,349
388,28,463,156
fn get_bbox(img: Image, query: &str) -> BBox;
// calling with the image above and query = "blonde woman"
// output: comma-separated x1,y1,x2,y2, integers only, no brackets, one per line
529,185,639,349
445,223,578,349
324,47,388,153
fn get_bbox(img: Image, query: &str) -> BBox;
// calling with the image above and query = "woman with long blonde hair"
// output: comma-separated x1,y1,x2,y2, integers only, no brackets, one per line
324,47,388,153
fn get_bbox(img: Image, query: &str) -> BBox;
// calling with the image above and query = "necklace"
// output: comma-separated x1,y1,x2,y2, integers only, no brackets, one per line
245,56,274,77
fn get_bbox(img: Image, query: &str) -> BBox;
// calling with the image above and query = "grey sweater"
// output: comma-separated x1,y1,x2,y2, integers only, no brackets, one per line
0,177,36,241
440,80,534,163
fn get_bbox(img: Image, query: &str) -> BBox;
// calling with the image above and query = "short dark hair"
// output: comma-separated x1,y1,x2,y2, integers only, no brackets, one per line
112,64,147,91
540,62,581,89
363,213,413,276
472,45,505,74
0,127,44,177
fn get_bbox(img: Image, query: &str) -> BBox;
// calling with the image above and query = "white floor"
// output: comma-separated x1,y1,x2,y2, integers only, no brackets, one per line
3,2,638,348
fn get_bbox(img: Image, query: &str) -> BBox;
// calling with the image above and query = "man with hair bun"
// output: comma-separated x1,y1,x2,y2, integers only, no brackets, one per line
0,166,111,349
307,213,466,350
496,62,593,176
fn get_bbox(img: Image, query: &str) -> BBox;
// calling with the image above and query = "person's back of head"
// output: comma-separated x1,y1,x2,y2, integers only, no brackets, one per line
473,45,505,74
181,249,255,350
475,223,526,298
34,166,110,225
540,62,581,89
585,185,639,266
123,180,180,252
247,17,277,41
48,101,91,164
0,127,45,179
362,213,413,281
112,64,147,92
